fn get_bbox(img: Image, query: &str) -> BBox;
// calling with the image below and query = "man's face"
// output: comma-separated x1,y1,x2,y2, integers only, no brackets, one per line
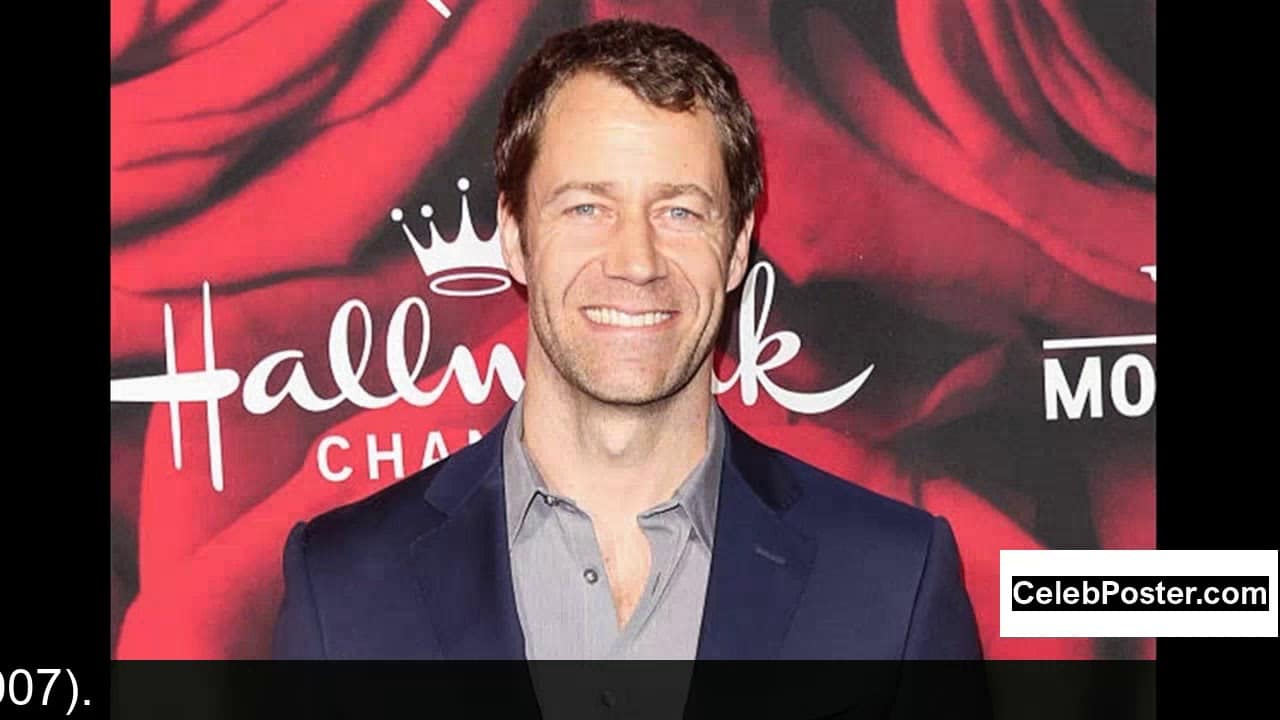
500,71,754,406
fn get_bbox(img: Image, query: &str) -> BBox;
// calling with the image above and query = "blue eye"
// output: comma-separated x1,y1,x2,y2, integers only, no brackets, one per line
669,207,697,220
570,204,597,216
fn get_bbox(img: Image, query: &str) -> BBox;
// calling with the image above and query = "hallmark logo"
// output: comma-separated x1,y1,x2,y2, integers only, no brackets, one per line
110,178,877,492
391,177,511,297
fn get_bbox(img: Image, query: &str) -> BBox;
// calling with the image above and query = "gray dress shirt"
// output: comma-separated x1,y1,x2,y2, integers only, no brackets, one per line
502,398,726,661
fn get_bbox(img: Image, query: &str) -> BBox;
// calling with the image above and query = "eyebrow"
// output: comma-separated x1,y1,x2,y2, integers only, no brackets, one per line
545,181,618,206
653,183,717,207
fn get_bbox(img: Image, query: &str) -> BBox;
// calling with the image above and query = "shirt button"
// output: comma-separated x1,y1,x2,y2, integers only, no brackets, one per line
542,495,557,507
583,568,599,584
600,689,617,708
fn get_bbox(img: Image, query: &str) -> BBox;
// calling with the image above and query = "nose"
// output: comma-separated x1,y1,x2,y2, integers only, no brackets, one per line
602,215,667,285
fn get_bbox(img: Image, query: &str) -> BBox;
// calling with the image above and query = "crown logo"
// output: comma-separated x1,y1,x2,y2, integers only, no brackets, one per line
390,177,512,297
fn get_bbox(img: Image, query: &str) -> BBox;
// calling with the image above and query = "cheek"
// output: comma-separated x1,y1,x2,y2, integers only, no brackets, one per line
529,248,593,306
667,241,731,300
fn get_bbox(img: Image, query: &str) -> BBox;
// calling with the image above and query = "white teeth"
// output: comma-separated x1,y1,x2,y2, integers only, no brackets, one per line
584,307,673,327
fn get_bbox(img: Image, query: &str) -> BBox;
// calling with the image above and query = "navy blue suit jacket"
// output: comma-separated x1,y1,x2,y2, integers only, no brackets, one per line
273,410,982,660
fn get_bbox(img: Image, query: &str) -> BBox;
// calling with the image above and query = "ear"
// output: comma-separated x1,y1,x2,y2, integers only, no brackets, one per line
725,211,755,293
497,193,528,286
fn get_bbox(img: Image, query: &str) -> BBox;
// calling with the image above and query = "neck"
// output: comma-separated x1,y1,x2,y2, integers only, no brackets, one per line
519,353,713,525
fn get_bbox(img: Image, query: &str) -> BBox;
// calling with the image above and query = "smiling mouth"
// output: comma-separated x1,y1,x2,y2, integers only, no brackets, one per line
583,307,675,328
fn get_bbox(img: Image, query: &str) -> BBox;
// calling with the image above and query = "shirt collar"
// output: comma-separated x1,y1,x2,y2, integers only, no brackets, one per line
501,397,552,547
502,396,726,549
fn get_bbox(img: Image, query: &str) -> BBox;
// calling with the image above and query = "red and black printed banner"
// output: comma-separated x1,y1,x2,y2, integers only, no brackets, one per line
110,0,1156,659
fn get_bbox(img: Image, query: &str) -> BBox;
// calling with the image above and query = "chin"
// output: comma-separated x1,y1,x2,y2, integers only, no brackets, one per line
579,382,670,407
573,369,692,407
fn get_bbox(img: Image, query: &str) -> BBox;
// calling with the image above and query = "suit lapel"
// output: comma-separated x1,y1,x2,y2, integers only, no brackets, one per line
408,411,526,660
696,421,816,660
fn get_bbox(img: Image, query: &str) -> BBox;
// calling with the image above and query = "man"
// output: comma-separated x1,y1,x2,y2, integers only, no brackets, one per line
273,18,981,662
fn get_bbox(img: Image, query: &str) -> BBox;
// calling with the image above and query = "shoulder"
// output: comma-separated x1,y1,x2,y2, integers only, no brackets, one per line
296,416,506,557
725,425,979,657
304,462,442,540
287,461,446,573
729,426,939,554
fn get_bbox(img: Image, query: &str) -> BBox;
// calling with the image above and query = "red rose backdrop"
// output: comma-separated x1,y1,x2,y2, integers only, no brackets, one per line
110,0,1155,659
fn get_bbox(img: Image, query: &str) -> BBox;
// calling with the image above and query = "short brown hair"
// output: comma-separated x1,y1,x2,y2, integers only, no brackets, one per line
494,19,762,240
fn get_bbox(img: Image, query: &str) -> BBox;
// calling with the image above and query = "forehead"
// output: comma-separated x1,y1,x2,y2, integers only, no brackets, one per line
534,72,726,191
